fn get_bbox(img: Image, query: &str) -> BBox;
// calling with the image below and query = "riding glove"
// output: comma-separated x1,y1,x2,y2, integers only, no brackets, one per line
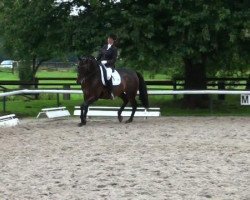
101,60,107,65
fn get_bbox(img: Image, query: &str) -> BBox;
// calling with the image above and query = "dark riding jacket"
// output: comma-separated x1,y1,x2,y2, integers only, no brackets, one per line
97,44,117,68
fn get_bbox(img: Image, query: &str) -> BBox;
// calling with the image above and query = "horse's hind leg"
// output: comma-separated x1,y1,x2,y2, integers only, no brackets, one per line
118,93,129,122
126,98,137,123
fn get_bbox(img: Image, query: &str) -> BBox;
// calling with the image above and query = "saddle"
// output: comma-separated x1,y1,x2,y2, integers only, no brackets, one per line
99,64,121,86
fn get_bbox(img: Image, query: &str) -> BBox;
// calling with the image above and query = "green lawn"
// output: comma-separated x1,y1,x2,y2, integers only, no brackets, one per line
0,69,169,81
1,94,249,117
0,69,19,80
0,69,174,91
0,69,77,80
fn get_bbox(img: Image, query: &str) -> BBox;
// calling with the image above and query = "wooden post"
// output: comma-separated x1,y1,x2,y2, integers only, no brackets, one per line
63,85,71,100
218,81,225,100
246,76,250,90
34,78,39,99
2,88,7,112
173,79,177,100
3,96,6,113
57,94,60,106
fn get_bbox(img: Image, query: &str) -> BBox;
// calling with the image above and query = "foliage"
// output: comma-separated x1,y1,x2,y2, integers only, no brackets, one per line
113,1,250,71
0,0,249,94
0,0,71,77
66,1,250,78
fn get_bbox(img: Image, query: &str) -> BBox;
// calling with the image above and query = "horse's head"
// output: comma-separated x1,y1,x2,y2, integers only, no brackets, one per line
76,56,98,84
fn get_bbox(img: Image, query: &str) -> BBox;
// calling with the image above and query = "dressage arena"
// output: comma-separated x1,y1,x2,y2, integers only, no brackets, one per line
0,117,249,199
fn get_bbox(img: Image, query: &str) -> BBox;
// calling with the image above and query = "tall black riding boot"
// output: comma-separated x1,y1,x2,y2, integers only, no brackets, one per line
106,79,114,99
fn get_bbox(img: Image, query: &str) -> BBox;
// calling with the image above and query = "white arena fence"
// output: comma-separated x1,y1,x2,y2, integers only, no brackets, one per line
0,89,249,113
1,89,250,97
1,89,249,127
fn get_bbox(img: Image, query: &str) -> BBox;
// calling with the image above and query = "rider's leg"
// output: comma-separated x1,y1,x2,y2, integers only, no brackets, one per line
105,66,114,99
106,78,114,99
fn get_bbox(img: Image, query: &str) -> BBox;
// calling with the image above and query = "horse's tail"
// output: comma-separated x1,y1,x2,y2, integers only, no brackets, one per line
136,72,149,108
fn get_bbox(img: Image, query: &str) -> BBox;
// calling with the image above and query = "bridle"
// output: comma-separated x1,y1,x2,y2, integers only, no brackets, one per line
78,57,99,85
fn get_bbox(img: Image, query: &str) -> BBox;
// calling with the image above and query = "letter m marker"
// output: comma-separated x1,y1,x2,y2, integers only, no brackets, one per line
241,94,250,105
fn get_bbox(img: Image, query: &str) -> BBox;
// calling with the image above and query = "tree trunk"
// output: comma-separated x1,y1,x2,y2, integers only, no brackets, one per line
183,58,209,108
31,57,47,80
32,57,37,81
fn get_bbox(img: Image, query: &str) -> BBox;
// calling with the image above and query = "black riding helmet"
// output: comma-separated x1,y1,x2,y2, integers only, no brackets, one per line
108,34,117,41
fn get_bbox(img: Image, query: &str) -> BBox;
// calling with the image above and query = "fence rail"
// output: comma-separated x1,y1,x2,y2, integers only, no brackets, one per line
0,77,249,103
0,77,249,89
1,89,250,98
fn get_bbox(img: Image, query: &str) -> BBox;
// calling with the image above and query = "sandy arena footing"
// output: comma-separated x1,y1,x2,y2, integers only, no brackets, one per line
0,117,249,200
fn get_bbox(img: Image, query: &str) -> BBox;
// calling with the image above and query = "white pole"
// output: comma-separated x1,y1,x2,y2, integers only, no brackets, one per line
1,89,250,97
0,90,27,97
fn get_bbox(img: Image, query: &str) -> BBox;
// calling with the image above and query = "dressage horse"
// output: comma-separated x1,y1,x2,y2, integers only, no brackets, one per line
76,56,149,126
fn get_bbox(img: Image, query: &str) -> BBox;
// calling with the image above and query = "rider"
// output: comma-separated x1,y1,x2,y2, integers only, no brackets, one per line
96,34,118,99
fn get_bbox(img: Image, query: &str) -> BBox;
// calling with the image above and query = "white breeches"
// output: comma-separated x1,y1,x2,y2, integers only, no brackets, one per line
105,66,112,80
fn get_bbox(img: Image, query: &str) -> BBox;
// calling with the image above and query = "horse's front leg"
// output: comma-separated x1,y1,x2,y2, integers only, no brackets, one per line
79,102,88,126
79,97,97,126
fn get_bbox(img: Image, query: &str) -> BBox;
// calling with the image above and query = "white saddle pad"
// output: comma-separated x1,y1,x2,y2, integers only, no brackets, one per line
99,66,121,86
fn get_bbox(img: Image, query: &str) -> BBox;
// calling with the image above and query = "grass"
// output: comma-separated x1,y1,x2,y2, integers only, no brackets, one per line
0,69,19,80
1,94,249,118
0,69,77,79
0,69,171,90
0,69,170,81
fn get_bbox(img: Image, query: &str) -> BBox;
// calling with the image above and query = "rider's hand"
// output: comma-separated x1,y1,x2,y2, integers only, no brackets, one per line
101,60,107,65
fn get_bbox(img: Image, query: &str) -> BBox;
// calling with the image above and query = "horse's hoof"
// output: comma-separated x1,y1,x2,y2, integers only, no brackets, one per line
78,122,86,127
125,119,132,123
118,116,123,122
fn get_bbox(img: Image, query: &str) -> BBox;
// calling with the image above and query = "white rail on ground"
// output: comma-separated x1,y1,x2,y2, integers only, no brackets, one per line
37,107,71,119
74,106,160,117
0,114,20,127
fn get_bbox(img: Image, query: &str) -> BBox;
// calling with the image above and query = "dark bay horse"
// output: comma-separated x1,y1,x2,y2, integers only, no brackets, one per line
76,56,149,126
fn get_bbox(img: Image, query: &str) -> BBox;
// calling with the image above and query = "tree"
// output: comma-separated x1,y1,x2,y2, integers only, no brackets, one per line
56,0,250,107
113,0,250,107
0,0,71,80
0,0,249,107
67,0,123,56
